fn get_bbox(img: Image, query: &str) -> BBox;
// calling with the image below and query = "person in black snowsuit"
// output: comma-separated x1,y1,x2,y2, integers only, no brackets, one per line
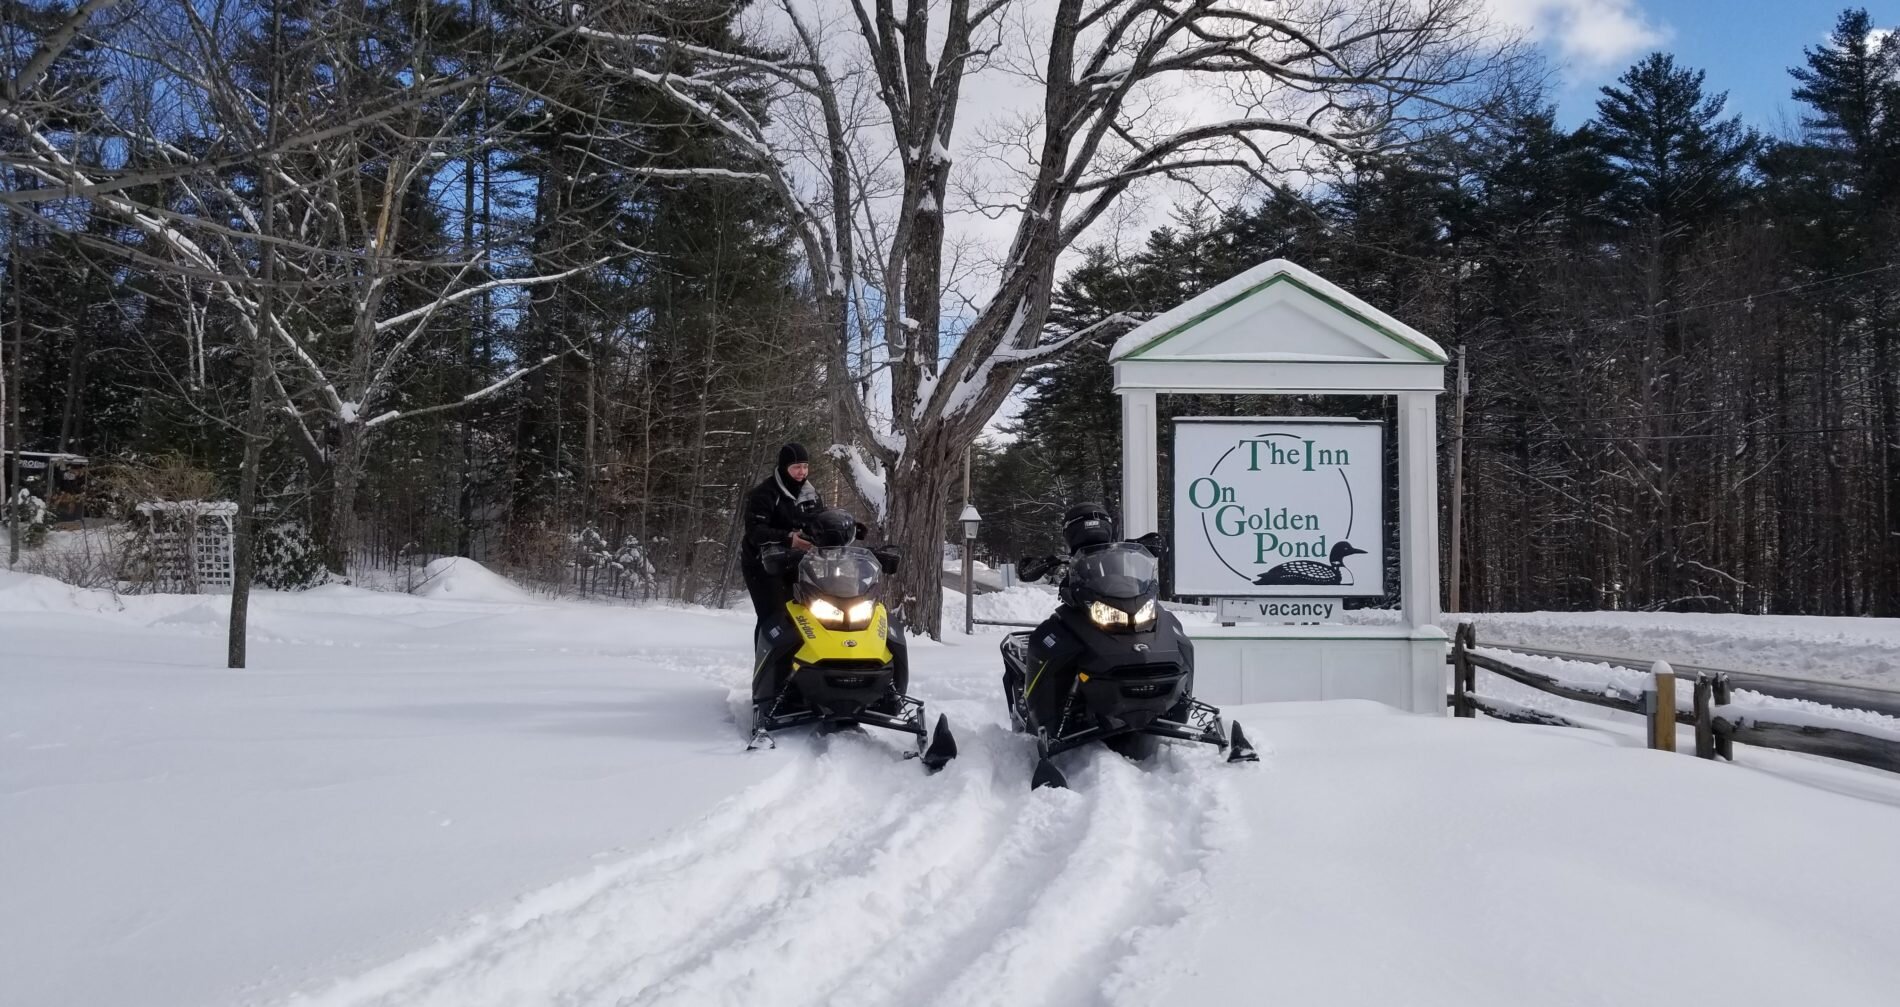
740,443,823,632
1013,503,1121,729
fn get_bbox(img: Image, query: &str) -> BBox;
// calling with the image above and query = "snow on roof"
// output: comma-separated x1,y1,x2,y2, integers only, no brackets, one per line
136,500,238,516
4,450,88,464
1109,258,1448,364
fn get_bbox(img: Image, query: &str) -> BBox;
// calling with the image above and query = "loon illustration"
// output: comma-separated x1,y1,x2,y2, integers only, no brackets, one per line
1253,540,1366,586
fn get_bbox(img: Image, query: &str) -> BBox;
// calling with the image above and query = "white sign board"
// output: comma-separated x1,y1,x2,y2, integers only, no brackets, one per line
1172,418,1384,597
1217,597,1345,623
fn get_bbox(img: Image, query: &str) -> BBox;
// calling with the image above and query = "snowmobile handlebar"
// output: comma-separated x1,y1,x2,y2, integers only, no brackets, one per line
1018,533,1164,585
1017,554,1059,583
760,541,901,577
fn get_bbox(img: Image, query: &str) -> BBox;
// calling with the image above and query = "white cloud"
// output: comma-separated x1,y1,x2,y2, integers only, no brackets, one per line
1487,0,1670,71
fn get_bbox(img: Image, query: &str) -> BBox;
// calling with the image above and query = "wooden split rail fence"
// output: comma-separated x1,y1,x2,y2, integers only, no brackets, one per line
1448,623,1900,775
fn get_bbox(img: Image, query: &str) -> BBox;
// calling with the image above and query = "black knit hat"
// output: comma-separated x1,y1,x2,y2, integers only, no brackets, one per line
777,442,811,486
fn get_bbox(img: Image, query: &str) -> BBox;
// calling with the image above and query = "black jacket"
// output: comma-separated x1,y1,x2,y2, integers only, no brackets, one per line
740,472,822,574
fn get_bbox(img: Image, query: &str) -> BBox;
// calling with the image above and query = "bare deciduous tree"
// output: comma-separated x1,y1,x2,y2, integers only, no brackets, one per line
572,0,1521,634
2,0,620,572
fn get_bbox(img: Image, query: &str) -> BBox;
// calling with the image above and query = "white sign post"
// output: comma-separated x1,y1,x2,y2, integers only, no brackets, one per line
1110,258,1447,714
1172,418,1382,600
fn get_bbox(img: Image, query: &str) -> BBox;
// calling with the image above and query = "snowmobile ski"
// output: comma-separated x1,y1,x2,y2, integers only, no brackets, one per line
918,714,958,773
1227,721,1260,763
1031,756,1068,790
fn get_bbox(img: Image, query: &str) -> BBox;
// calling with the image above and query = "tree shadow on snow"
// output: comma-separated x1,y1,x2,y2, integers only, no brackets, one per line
329,686,741,747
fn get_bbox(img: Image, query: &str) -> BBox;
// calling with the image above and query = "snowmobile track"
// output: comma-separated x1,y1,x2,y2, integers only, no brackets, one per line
288,697,1244,1007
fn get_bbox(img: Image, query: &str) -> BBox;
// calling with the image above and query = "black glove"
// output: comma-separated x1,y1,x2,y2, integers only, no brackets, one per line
1018,554,1056,583
760,543,795,576
872,544,902,574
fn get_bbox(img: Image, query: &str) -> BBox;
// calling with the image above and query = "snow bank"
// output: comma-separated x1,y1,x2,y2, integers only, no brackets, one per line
938,583,1055,630
0,568,121,614
409,557,537,604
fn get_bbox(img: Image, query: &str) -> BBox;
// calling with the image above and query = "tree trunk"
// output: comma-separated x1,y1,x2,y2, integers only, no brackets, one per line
0,214,10,563
324,427,364,577
230,339,269,668
884,434,958,639
229,0,282,667
55,321,88,454
1877,321,1898,617
7,225,22,566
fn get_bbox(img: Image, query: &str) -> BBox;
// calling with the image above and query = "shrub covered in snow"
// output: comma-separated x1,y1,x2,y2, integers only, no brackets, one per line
258,519,326,590
3,489,50,548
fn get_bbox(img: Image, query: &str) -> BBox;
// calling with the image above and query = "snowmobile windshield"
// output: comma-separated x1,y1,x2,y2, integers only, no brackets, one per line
1068,543,1158,602
798,546,883,602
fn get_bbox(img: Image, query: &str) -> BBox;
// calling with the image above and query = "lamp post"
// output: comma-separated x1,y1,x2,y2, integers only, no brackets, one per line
959,503,981,635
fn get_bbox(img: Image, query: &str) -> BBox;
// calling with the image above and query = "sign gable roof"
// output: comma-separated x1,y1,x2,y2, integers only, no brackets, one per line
1109,259,1448,365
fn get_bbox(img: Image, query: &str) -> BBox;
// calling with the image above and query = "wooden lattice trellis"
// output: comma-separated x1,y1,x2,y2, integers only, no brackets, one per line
136,501,237,593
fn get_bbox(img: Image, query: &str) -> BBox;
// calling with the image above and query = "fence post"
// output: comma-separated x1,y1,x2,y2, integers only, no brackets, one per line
1452,621,1475,718
1694,673,1715,759
1649,662,1676,752
1712,673,1734,761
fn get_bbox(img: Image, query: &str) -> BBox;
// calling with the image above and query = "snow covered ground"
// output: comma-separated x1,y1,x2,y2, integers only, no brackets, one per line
6,568,1900,1007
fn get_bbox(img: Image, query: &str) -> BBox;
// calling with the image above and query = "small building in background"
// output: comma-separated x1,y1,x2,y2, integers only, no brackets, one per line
3,451,90,522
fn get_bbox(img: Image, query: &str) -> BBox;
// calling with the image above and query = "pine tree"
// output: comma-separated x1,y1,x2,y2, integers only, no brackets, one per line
1595,53,1756,234
1791,8,1900,195
1786,8,1900,615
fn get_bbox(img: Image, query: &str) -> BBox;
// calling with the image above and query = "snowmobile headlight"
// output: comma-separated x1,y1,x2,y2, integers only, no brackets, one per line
1133,599,1157,630
846,599,876,625
1089,601,1129,630
808,597,847,627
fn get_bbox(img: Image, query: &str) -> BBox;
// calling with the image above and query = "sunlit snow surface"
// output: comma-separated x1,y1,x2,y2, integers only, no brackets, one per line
4,565,1899,1007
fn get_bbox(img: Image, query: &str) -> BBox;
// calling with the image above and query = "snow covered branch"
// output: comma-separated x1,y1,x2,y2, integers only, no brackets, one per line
361,355,566,431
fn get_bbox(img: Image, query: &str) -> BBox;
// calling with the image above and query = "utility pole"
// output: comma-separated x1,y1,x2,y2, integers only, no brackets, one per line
1449,345,1468,614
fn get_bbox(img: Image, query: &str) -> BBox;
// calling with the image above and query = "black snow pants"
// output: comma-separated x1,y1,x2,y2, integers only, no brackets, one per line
743,564,791,633
746,565,796,705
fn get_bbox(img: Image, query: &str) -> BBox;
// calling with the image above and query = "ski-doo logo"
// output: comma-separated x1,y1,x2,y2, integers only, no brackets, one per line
1172,418,1384,598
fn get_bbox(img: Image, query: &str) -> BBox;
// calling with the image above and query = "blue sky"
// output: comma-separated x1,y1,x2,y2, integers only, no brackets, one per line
1528,1,1897,132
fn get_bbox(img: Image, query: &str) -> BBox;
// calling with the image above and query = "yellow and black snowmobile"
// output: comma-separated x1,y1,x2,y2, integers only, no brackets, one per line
748,508,957,771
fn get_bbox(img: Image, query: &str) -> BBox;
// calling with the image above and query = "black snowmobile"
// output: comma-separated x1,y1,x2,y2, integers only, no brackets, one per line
1003,537,1257,789
749,508,957,771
